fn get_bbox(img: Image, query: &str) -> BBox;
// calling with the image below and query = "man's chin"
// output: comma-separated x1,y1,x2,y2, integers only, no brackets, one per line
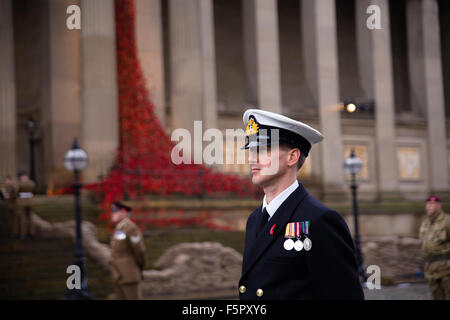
251,173,260,185
251,173,272,186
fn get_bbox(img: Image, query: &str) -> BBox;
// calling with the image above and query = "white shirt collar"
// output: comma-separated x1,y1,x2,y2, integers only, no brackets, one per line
262,180,299,220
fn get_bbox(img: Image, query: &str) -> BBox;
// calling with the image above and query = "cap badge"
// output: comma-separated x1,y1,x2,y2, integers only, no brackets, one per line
246,117,259,136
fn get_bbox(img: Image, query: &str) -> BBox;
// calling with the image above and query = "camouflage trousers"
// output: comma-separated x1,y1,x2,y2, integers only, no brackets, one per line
7,207,19,237
18,205,34,237
427,275,450,300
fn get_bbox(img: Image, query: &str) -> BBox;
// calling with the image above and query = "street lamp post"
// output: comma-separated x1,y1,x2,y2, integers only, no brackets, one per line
26,118,37,183
344,149,367,283
64,138,91,299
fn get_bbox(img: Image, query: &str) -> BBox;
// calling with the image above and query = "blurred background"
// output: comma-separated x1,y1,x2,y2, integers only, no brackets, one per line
0,0,449,299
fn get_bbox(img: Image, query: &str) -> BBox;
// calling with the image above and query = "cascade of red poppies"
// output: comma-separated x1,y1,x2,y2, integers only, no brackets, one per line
94,0,260,222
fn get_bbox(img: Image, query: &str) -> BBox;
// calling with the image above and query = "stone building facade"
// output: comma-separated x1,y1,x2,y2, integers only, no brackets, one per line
1,0,449,201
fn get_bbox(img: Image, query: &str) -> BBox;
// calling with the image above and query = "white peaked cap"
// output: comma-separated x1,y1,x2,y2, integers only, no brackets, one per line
243,109,324,145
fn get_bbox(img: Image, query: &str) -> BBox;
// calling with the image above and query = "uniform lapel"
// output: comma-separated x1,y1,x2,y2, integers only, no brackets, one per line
253,205,264,239
242,184,308,278
242,205,262,266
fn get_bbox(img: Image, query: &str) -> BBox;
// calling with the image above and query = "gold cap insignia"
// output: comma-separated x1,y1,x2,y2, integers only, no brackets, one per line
246,117,259,136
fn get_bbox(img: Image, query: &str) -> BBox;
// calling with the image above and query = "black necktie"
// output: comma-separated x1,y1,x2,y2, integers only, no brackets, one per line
257,208,270,235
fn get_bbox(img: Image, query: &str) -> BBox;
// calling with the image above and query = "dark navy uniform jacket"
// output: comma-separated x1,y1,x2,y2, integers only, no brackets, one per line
239,182,364,300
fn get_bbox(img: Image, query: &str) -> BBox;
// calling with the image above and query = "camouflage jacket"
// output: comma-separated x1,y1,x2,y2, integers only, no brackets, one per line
16,180,36,207
419,211,450,280
110,218,146,284
1,184,17,208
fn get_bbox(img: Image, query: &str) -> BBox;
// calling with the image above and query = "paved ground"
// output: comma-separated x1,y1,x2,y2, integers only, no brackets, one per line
170,282,434,300
363,282,432,300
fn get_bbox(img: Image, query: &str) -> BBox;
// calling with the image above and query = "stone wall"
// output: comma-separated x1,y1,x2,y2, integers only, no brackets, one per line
362,236,424,281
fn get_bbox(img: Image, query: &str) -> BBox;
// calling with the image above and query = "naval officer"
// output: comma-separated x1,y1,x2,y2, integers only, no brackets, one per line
238,109,364,300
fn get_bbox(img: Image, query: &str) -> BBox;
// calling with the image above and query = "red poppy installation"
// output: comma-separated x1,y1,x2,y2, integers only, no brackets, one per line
93,0,260,229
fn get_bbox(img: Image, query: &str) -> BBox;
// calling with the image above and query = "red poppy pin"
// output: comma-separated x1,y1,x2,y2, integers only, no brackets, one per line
270,224,277,236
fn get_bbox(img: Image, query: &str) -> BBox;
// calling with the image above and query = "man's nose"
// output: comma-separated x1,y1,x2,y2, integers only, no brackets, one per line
248,150,258,164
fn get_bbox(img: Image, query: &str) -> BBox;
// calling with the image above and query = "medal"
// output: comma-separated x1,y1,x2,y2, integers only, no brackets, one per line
301,221,312,251
284,223,296,251
303,237,312,251
293,222,303,251
294,239,303,251
283,238,295,250
284,222,303,251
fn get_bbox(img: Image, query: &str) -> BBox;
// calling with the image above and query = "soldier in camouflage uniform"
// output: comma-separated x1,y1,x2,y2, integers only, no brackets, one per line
16,172,36,239
1,176,19,238
419,195,450,300
109,202,146,300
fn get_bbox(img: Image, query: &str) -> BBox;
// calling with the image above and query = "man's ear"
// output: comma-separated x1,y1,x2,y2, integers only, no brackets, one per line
287,148,300,167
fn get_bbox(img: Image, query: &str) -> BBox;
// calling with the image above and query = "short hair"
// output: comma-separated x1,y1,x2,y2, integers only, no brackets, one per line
17,171,27,179
279,143,307,171
297,153,307,170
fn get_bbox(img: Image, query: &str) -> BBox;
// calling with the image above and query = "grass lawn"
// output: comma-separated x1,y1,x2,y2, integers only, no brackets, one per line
32,195,102,224
0,202,112,300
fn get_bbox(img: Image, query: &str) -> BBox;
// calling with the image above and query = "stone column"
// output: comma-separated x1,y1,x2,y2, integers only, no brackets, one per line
242,0,282,112
301,0,346,200
355,0,399,200
169,0,217,133
0,0,16,179
406,0,449,193
80,0,119,182
135,0,166,126
47,0,82,188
